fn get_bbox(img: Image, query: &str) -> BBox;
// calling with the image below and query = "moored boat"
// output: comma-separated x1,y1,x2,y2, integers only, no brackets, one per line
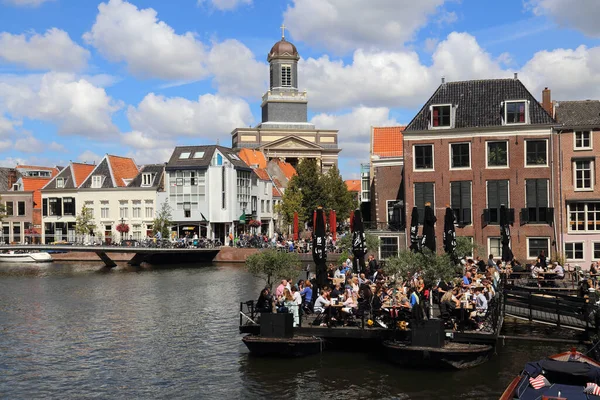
242,335,323,357
382,340,493,370
0,251,53,263
500,349,600,399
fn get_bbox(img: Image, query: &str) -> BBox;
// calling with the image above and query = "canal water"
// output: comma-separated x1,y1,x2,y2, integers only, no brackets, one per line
0,262,585,399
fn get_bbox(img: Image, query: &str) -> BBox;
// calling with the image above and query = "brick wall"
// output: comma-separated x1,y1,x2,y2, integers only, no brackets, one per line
372,164,403,224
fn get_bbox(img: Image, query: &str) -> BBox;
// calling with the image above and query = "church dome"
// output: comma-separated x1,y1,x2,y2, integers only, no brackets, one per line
268,39,299,61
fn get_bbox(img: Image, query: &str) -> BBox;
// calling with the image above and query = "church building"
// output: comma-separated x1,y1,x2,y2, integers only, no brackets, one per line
231,27,340,172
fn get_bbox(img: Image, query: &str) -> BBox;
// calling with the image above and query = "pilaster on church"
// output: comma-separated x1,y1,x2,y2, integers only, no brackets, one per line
230,28,340,173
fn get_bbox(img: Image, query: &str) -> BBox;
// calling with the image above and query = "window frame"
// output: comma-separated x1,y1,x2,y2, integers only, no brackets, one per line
527,237,550,260
504,100,528,125
449,142,471,170
56,178,64,188
593,242,600,261
486,141,509,168
450,180,473,226
567,202,600,232
379,236,400,260
485,180,510,225
413,182,435,224
17,201,25,216
573,159,594,191
488,237,502,259
574,131,592,150
524,139,548,167
281,64,292,87
141,173,153,187
413,144,434,171
430,104,452,129
5,201,13,216
179,152,191,159
91,175,103,189
564,242,585,261
524,179,550,224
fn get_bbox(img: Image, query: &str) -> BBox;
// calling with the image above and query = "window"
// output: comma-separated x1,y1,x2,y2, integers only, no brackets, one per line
5,201,12,216
119,204,128,219
594,243,600,260
414,182,434,224
179,152,191,159
574,160,593,190
145,207,154,219
488,237,502,259
229,154,240,161
486,180,509,224
91,175,102,188
431,105,451,127
379,237,399,259
132,206,141,219
101,206,109,219
568,202,600,232
450,181,472,225
505,101,526,124
222,166,227,209
487,141,508,167
575,131,592,150
193,151,205,159
450,143,470,169
17,201,25,216
526,140,547,166
261,200,264,213
528,238,550,259
237,170,251,211
63,198,75,216
56,178,64,188
414,144,433,170
565,242,584,261
281,65,291,87
266,200,270,213
132,225,142,240
48,198,61,216
523,179,551,224
12,183,18,191
85,201,94,218
141,173,153,187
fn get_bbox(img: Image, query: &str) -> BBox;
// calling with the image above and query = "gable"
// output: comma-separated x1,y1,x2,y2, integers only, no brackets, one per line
262,135,323,150
80,159,113,189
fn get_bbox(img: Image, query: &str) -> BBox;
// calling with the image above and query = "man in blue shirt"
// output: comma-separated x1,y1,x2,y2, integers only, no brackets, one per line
462,271,472,286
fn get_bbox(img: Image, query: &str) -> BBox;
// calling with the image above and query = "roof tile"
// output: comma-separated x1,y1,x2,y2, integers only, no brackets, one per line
344,180,361,192
21,178,51,209
238,148,267,169
372,126,404,157
254,168,270,181
72,163,96,187
555,100,600,127
276,160,296,180
108,155,139,187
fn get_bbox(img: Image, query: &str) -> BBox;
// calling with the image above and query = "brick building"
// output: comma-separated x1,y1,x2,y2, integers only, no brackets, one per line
553,99,600,267
404,77,556,261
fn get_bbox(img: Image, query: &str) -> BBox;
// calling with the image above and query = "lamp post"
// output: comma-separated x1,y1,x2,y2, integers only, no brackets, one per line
120,217,125,242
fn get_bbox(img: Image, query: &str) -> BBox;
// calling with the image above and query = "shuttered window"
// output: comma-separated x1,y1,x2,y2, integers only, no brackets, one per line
450,181,472,225
487,180,509,224
524,179,553,224
414,182,434,224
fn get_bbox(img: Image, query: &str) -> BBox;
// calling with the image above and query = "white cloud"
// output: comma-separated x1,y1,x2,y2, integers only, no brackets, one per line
14,134,44,153
0,116,15,135
0,156,27,167
49,142,66,152
0,140,12,152
284,0,447,53
528,0,600,37
121,130,174,150
0,28,89,72
0,72,121,137
3,0,52,6
197,0,251,11
84,0,208,80
311,107,398,160
77,150,102,164
125,148,173,165
127,93,253,140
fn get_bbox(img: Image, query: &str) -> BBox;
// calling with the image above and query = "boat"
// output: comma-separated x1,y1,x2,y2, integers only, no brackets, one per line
382,341,493,370
0,251,53,263
500,349,600,399
242,334,323,357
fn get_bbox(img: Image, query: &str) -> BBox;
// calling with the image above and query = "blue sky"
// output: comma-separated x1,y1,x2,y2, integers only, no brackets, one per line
0,0,599,178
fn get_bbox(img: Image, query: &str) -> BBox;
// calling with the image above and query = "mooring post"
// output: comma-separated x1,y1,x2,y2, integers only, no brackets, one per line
556,298,561,327
529,293,533,322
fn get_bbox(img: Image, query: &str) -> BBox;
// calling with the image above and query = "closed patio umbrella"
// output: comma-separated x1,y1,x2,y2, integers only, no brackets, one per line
409,207,420,253
351,209,367,273
312,207,327,290
443,207,457,260
421,203,436,253
500,205,514,262
293,212,299,241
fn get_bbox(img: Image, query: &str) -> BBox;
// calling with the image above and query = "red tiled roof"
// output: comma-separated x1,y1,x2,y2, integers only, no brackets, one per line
16,165,56,171
372,126,405,158
272,186,282,198
72,163,96,187
254,168,270,181
276,160,297,180
108,155,139,187
21,177,51,209
345,179,361,192
238,148,267,169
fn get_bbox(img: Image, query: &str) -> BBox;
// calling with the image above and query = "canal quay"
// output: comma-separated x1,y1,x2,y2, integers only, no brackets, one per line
0,261,590,400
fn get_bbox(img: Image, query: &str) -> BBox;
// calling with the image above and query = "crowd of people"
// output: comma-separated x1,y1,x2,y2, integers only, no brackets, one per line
254,253,506,332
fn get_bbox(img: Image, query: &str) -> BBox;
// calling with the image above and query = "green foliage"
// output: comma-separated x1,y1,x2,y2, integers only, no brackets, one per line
384,248,461,287
338,249,351,266
0,196,6,223
337,232,381,256
75,204,96,235
152,200,173,239
292,159,326,225
455,236,481,260
320,165,355,222
275,180,304,227
246,249,302,288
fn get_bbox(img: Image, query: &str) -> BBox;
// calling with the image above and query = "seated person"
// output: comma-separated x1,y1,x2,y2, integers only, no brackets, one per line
300,280,313,304
256,287,273,313
469,287,488,330
331,282,343,299
334,265,345,279
462,272,472,286
441,288,460,310
313,289,331,314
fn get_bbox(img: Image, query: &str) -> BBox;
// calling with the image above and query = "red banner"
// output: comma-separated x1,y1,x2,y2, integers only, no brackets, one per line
330,210,337,241
350,210,355,232
293,212,299,241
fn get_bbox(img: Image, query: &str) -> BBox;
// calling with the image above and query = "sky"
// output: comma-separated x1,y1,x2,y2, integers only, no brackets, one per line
0,0,599,179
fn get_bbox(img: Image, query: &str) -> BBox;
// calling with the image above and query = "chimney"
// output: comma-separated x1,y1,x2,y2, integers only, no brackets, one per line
542,87,552,117
441,76,445,84
7,169,16,188
513,72,518,80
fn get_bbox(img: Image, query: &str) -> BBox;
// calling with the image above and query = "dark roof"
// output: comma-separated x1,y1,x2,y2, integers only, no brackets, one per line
405,79,555,131
555,100,600,127
0,167,14,191
43,165,76,190
166,146,251,171
128,164,165,189
79,158,113,189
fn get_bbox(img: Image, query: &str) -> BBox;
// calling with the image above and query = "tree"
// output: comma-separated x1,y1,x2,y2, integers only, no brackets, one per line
0,196,6,223
336,232,381,263
246,249,302,289
75,204,96,236
455,236,481,260
275,180,304,227
152,200,173,239
320,165,355,222
384,248,462,287
292,158,326,226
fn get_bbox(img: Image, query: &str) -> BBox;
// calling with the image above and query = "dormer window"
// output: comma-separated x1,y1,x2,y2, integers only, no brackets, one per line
91,175,103,188
431,105,452,128
281,65,291,87
179,152,191,159
192,151,204,159
141,173,153,187
56,178,64,188
505,100,527,124
12,183,18,191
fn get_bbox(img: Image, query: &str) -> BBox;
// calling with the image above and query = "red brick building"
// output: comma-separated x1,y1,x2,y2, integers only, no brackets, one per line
404,77,556,261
